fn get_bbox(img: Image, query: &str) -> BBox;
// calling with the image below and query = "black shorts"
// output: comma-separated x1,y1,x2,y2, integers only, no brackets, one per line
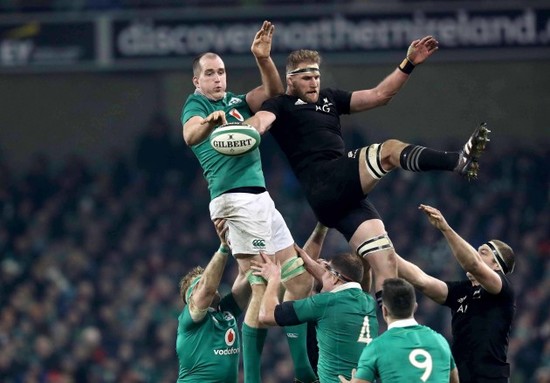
298,154,381,241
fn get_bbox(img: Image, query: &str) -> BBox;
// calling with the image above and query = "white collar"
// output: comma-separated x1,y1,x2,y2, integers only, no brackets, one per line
388,318,418,329
331,282,362,293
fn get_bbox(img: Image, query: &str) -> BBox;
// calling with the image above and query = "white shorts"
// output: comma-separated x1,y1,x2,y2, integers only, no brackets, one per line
209,191,294,255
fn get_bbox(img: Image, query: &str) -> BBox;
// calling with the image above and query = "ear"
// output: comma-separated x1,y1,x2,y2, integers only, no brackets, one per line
413,302,418,315
193,76,199,88
286,75,293,89
381,304,390,324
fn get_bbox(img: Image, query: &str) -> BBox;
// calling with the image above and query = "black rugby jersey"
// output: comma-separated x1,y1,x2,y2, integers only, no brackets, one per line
261,88,352,177
443,273,515,381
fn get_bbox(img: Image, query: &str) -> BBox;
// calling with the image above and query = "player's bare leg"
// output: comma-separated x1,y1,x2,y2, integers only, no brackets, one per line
357,123,491,193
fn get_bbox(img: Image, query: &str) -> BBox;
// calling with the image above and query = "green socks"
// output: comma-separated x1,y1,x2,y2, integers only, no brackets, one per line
242,323,268,383
285,323,318,383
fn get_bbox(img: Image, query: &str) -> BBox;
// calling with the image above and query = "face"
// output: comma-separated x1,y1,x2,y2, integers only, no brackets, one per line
319,260,341,292
193,55,227,101
286,64,320,103
466,244,500,282
478,244,499,270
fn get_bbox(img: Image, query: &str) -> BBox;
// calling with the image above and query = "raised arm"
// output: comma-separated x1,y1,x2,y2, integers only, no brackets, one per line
231,266,252,311
396,254,448,304
294,243,326,287
246,21,284,113
419,204,503,294
188,219,230,321
245,110,276,135
251,252,282,326
302,222,329,261
349,36,438,113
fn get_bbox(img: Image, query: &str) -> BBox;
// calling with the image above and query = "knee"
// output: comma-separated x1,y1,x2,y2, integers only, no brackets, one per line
381,139,407,167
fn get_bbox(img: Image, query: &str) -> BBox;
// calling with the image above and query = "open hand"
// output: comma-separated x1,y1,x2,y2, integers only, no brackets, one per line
419,204,450,231
250,252,281,281
201,111,227,127
213,219,229,246
251,20,275,60
406,36,439,65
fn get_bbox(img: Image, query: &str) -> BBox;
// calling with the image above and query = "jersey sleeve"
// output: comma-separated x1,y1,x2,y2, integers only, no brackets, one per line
181,95,207,124
355,341,378,382
498,273,515,300
291,293,332,323
179,305,207,331
325,88,352,115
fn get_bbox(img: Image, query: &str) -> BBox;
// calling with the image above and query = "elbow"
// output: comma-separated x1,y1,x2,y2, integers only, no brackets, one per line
377,94,395,107
258,309,277,326
183,133,198,146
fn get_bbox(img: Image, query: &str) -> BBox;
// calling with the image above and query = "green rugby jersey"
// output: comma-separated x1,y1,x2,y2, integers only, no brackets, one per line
181,91,265,199
356,319,455,383
292,283,379,383
176,294,241,383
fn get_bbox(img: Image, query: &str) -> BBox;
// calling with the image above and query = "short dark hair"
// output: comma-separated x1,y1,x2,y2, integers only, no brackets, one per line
382,278,416,319
330,253,364,283
179,266,204,304
192,52,220,77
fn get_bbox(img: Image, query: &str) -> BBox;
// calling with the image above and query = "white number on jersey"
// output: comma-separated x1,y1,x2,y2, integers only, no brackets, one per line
357,316,373,344
409,349,433,382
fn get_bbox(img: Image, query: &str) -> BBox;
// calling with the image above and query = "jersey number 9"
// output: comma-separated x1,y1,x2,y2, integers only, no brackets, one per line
409,349,433,382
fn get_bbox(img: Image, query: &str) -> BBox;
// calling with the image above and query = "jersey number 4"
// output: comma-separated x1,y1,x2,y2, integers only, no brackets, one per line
357,316,373,344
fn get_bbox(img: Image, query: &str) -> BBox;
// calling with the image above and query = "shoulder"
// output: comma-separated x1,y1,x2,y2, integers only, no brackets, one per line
497,273,515,298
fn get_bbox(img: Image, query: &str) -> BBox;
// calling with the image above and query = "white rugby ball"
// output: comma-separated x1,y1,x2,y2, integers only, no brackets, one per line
210,123,261,156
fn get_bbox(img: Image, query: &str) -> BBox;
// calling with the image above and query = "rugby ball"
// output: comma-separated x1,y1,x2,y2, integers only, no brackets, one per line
210,123,261,156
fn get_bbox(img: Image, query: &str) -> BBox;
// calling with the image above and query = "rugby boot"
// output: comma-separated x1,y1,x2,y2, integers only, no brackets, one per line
454,122,491,180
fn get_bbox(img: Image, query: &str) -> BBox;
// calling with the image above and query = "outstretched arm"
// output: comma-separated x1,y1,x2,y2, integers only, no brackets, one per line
396,254,448,304
302,222,329,261
349,36,438,113
419,204,503,294
294,243,326,287
231,266,252,311
251,252,282,326
183,110,227,146
189,219,230,321
246,20,284,113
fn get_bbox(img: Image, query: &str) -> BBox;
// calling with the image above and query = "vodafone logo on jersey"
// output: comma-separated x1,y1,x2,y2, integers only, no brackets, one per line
225,328,236,346
213,328,239,356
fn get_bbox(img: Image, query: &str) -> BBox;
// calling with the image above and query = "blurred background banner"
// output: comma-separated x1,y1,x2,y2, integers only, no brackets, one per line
0,20,95,69
2,1,550,73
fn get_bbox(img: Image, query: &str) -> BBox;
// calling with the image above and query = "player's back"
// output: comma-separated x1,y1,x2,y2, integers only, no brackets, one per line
356,323,455,383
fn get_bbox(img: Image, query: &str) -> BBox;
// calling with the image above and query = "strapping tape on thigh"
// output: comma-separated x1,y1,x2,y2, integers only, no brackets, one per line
281,256,306,283
365,144,387,180
246,269,267,285
357,233,394,257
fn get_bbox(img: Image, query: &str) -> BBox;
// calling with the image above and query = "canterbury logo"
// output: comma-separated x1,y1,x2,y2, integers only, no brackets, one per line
252,239,266,248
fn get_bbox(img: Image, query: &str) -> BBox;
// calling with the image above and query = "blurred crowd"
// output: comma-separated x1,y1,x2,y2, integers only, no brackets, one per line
0,115,548,383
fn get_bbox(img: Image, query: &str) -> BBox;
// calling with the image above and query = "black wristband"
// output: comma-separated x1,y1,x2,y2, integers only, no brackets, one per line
398,57,415,74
